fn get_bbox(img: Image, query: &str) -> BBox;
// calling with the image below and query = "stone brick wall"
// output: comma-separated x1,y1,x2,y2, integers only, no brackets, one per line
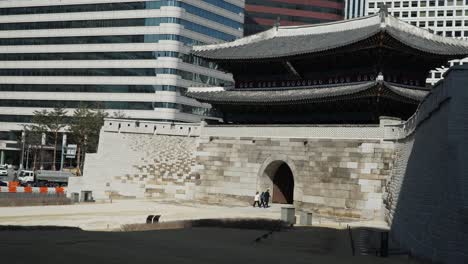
386,66,468,263
194,136,395,220
68,129,199,200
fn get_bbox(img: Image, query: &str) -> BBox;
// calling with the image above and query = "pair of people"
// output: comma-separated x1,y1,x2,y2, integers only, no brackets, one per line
253,189,270,208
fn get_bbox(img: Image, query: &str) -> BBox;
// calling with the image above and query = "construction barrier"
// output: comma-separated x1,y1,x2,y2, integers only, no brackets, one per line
0,186,66,194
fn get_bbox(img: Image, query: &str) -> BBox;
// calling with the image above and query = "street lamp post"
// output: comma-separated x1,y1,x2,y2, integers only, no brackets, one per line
19,131,25,170
60,133,67,171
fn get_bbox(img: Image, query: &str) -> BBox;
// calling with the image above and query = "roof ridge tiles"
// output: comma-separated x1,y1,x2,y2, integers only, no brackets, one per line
192,7,468,59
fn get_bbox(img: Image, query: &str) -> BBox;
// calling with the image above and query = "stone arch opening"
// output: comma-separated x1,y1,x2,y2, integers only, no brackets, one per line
261,161,295,204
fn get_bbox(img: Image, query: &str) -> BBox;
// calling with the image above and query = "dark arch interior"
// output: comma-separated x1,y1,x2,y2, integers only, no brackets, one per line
272,163,294,204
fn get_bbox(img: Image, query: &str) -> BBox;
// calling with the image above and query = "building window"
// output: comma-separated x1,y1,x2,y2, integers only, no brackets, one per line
421,1,427,6
403,1,409,7
420,11,426,17
410,21,417,25
446,20,453,26
457,0,463,5
369,2,375,8
429,21,435,26
436,31,443,35
447,10,453,16
386,2,393,7
402,11,409,17
411,1,418,6
411,11,417,17
438,10,444,16
434,72,442,78
456,10,463,16
429,11,435,16
420,21,426,27
455,31,461,37
394,2,401,7
455,20,462,26
438,0,445,5
447,0,454,4
446,31,453,37
437,21,444,27
464,30,468,36
465,20,468,26
394,11,400,17
429,0,436,5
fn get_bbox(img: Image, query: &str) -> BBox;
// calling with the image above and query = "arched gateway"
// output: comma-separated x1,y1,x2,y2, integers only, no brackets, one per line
259,160,295,204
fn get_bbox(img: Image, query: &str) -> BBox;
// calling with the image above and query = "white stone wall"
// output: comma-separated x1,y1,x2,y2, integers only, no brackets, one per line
385,66,468,263
194,136,395,220
68,129,199,200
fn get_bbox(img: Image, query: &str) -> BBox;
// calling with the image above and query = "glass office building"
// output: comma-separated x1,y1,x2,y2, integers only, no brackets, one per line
0,0,244,164
244,0,344,36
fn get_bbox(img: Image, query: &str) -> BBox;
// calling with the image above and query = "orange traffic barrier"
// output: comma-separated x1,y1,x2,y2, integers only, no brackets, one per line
39,187,48,194
24,186,33,193
8,186,16,193
55,187,64,194
9,181,19,187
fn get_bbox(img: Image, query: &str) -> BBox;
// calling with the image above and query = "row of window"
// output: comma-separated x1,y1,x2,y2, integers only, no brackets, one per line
0,131,18,141
379,9,468,18
0,17,236,41
433,30,467,37
0,0,243,16
0,16,234,32
0,51,218,70
0,100,211,115
246,0,344,15
245,12,334,26
370,0,467,8
406,20,468,28
0,68,231,86
0,34,204,46
0,84,187,94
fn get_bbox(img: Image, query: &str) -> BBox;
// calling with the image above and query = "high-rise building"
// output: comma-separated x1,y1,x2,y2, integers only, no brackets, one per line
367,0,468,40
0,0,244,165
244,0,345,36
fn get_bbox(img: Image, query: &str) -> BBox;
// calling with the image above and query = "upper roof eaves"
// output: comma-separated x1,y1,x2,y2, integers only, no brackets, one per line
192,9,468,60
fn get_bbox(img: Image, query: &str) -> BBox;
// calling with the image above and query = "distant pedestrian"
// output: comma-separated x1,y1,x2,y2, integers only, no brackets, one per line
260,191,265,207
253,192,261,207
263,189,270,208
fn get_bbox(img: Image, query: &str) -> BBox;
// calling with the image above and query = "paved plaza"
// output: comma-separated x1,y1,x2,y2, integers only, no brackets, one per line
0,199,387,231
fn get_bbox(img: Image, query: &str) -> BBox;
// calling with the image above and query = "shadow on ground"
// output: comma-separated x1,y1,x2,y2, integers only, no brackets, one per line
0,219,422,264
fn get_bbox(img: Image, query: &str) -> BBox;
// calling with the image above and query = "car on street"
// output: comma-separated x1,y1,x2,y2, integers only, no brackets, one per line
0,165,8,177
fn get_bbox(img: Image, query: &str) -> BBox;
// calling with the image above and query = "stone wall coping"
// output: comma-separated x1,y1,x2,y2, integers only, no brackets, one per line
102,118,201,137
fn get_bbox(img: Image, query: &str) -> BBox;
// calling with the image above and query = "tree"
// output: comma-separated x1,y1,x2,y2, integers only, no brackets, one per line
31,107,68,170
47,107,68,170
21,125,45,170
112,110,127,119
29,110,49,170
68,106,108,174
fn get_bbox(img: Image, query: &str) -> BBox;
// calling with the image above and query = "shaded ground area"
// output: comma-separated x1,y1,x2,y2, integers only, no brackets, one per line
0,226,417,264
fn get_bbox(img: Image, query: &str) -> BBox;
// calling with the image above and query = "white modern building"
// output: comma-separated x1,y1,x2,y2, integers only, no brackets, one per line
0,0,244,164
367,0,468,39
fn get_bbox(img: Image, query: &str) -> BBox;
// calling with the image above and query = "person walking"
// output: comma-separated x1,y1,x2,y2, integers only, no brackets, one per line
260,191,265,207
253,192,261,207
263,189,270,208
